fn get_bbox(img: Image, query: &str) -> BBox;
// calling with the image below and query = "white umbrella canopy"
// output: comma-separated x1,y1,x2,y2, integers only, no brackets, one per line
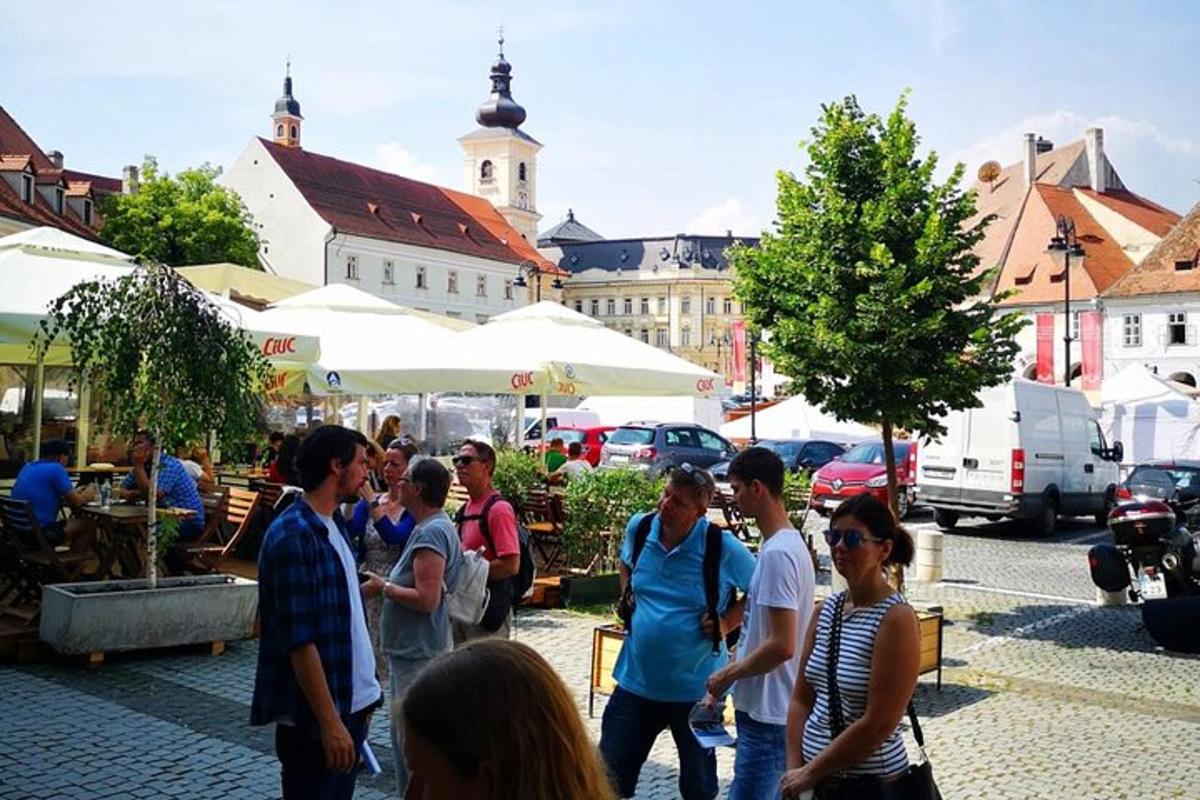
398,301,724,397
720,393,877,443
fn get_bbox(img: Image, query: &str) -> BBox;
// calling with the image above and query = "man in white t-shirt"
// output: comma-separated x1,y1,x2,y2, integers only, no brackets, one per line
548,441,593,484
704,447,815,800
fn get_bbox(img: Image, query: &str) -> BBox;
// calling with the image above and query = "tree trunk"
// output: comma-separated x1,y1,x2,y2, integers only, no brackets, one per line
880,417,904,592
146,427,161,589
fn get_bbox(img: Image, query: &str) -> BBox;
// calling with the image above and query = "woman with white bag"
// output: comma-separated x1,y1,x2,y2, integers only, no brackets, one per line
361,456,462,797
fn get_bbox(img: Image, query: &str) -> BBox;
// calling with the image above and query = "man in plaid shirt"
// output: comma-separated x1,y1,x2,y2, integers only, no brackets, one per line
252,425,381,799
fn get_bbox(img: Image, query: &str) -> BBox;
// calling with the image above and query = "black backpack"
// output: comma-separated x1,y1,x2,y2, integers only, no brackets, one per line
455,493,536,632
622,512,741,653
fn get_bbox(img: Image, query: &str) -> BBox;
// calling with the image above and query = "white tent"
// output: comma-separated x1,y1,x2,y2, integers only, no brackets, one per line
1100,363,1200,463
720,394,877,443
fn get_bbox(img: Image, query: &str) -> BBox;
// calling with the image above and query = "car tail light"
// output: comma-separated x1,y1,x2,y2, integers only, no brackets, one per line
1115,485,1132,500
635,447,657,460
907,446,917,475
1011,448,1025,493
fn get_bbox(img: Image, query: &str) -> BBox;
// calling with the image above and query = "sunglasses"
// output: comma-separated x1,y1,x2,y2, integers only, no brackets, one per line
451,455,476,467
670,462,714,488
824,528,885,549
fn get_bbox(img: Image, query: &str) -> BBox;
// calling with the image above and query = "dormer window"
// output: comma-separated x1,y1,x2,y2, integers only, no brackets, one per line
54,187,64,215
83,199,93,226
480,160,494,181
518,162,527,182
20,173,33,203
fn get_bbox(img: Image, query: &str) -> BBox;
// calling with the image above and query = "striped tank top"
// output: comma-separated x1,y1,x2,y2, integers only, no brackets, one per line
801,591,909,777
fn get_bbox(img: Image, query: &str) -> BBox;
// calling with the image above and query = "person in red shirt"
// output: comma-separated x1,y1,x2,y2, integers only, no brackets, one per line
452,439,520,643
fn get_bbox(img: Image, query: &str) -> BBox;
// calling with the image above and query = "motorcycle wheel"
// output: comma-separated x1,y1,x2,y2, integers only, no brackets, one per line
1140,596,1200,654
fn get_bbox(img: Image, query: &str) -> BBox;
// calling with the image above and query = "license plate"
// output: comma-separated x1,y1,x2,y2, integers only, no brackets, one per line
1138,572,1168,600
823,498,843,509
608,454,629,464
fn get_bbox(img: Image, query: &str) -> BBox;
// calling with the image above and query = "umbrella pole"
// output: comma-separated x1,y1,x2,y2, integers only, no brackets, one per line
514,396,523,448
31,359,44,462
75,375,91,468
540,391,548,454
417,393,428,444
356,395,369,434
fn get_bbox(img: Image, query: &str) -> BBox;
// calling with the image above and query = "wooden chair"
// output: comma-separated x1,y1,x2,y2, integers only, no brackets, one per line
711,487,751,541
0,497,90,614
196,487,231,544
180,488,261,572
523,487,565,572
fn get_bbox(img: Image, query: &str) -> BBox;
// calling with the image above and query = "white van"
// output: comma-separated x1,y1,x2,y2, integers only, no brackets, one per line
522,408,603,446
915,380,1123,535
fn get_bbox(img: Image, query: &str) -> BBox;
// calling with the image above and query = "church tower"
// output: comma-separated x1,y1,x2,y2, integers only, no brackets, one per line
271,61,303,148
458,33,542,242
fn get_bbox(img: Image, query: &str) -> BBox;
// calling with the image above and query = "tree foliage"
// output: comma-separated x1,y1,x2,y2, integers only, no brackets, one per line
563,469,665,573
99,157,261,268
730,93,1024,512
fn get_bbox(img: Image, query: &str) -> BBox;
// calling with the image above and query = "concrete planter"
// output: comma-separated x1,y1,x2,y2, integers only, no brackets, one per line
39,575,258,657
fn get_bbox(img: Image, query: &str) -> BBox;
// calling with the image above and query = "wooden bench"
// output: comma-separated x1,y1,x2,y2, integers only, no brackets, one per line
523,487,566,573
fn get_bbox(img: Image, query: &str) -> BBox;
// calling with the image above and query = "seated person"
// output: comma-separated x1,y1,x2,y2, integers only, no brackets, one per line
544,437,567,473
175,443,217,492
548,441,594,485
261,431,284,470
11,439,98,556
119,430,205,540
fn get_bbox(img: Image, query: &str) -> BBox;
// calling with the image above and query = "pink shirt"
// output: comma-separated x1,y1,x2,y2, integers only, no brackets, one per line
460,491,519,561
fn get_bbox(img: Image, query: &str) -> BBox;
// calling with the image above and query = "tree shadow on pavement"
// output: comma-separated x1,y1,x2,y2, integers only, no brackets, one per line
911,679,992,720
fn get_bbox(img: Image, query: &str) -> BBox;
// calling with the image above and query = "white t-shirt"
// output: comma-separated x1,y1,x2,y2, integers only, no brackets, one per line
180,459,204,482
733,528,815,725
557,459,593,479
319,513,381,714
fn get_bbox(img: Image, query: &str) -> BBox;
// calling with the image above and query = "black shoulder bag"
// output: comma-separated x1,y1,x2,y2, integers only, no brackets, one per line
818,592,941,800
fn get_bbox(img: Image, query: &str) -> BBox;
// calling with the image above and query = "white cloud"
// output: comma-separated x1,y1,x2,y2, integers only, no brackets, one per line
684,197,764,237
888,0,963,56
371,142,443,183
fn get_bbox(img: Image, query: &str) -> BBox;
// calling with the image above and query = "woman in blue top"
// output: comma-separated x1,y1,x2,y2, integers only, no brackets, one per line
780,492,920,800
345,436,418,682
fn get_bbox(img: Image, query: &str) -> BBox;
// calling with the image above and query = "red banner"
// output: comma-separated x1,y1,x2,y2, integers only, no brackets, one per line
1080,311,1102,390
1035,313,1054,383
731,320,747,383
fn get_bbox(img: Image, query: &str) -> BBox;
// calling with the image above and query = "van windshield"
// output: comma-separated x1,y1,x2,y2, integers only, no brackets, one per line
608,427,655,445
842,442,910,465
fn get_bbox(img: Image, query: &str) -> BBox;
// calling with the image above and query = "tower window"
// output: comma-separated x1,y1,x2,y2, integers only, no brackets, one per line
416,265,427,289
290,124,298,139
480,160,494,181
383,260,394,284
518,162,527,182
276,124,284,138
448,270,459,294
345,255,359,280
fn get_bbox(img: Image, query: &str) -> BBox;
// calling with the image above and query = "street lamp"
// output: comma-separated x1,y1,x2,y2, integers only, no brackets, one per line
511,260,563,303
1046,215,1086,386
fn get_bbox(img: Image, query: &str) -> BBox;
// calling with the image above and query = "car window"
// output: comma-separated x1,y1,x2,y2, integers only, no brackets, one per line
608,427,655,445
843,442,909,465
766,441,803,460
1165,468,1200,490
813,443,841,462
1129,467,1176,490
547,429,585,444
665,428,700,448
1088,420,1105,457
695,429,728,452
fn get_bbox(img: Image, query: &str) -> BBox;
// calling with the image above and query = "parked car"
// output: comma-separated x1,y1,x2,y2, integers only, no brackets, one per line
537,425,617,468
810,440,918,518
522,408,602,447
710,439,846,481
915,380,1122,535
1116,461,1200,529
599,422,737,477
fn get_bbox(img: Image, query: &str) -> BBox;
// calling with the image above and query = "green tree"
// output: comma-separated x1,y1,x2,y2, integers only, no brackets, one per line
34,263,273,586
99,157,261,268
730,93,1024,517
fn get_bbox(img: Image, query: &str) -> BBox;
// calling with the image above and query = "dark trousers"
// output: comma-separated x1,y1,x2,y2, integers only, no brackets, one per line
275,709,369,800
599,685,718,800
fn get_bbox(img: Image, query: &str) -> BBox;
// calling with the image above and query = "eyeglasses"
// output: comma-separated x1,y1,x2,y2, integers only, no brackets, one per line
823,528,885,549
389,435,416,448
670,462,714,488
451,455,476,467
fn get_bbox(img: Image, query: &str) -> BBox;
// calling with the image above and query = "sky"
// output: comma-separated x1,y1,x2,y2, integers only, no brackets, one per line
4,1,1199,240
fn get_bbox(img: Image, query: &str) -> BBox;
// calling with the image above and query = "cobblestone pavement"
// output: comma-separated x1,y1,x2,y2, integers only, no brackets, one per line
2,513,1197,799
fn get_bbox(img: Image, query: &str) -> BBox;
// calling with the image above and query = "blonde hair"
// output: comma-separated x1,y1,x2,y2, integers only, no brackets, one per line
402,640,616,799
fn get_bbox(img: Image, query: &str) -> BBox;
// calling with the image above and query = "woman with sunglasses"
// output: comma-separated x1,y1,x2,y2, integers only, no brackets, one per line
779,493,919,799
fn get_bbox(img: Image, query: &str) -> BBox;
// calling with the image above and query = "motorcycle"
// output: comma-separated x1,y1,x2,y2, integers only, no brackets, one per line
1088,489,1200,653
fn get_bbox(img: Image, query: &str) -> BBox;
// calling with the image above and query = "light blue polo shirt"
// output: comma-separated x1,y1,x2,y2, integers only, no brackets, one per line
613,512,756,703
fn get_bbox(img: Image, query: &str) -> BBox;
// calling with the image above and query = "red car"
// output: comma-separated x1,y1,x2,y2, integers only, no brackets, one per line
810,440,918,518
540,426,617,468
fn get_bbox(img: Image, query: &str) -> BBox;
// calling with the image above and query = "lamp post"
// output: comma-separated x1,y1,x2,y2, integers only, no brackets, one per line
1046,215,1086,387
511,260,563,303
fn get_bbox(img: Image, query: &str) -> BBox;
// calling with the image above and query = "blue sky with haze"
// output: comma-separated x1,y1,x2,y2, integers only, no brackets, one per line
5,1,1198,239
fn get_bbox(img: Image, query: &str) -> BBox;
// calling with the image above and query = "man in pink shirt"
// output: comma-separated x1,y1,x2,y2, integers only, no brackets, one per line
452,438,520,643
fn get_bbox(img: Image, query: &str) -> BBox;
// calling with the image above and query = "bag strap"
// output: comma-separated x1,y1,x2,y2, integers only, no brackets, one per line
702,523,724,654
826,592,926,750
629,512,655,567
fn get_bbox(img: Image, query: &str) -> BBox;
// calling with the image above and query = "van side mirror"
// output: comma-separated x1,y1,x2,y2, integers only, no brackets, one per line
1110,441,1124,463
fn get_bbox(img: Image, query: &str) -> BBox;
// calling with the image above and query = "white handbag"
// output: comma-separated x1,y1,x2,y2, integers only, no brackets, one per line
445,547,490,626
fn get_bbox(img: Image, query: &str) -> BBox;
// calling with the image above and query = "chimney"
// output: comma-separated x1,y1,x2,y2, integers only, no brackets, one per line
46,150,64,169
122,164,139,194
1023,133,1037,189
1086,127,1106,194
1034,136,1054,155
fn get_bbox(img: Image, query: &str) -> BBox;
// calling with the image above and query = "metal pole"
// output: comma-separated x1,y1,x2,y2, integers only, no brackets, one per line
749,333,758,444
31,359,45,461
1063,246,1072,387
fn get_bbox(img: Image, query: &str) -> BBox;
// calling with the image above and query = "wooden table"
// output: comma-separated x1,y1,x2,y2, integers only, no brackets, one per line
68,466,131,486
74,502,197,578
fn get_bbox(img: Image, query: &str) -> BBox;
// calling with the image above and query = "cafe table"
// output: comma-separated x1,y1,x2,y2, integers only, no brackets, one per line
73,501,197,578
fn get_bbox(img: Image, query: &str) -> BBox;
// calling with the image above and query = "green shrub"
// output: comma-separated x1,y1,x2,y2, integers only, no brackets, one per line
563,469,665,573
783,469,813,530
491,448,542,513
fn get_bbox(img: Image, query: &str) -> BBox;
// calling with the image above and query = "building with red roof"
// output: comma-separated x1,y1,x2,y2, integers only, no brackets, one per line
226,44,563,325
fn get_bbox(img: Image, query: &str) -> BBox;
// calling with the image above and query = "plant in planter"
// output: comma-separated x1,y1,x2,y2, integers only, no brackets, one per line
782,469,813,531
491,447,542,513
35,261,272,588
562,468,665,574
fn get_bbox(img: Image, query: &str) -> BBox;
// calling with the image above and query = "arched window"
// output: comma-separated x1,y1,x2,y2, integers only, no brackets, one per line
290,124,298,139
518,162,527,182
276,124,284,138
480,160,494,181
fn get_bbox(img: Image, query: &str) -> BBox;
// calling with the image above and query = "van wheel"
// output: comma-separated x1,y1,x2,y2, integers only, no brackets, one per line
1095,490,1116,528
1035,497,1058,537
934,509,959,530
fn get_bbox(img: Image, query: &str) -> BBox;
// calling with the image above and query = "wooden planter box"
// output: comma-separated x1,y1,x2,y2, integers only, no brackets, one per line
588,606,945,717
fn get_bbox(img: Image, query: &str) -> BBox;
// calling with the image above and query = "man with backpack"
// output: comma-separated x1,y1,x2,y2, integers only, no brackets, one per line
599,464,756,800
451,438,530,643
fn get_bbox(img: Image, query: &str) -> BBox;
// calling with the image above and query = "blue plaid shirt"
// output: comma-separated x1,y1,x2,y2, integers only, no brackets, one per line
251,496,373,735
121,454,205,534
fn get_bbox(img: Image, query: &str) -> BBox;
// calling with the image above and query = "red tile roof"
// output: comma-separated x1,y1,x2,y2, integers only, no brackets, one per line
62,169,122,195
259,139,561,274
1076,188,1179,237
1105,202,1200,297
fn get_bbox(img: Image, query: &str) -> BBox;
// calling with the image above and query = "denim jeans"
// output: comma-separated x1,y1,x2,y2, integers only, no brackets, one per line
275,709,369,800
599,685,718,800
729,710,788,800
